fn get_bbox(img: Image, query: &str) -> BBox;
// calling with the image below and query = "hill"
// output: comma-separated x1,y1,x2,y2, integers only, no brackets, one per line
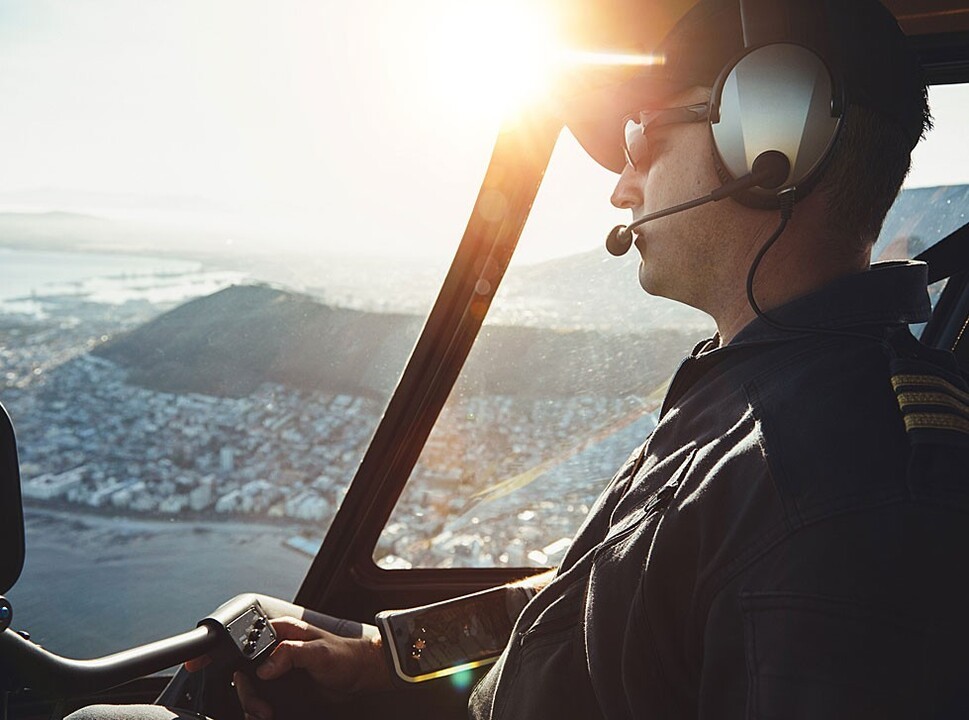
874,184,969,261
94,284,702,399
94,285,422,398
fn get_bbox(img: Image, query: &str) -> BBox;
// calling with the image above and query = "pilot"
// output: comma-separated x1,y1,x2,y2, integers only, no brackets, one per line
70,0,969,718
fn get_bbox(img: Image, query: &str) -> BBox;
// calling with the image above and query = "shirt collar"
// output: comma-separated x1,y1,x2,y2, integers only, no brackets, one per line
725,260,932,348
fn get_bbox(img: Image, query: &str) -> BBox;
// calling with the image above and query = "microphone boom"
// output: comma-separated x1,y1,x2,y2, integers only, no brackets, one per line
604,152,792,257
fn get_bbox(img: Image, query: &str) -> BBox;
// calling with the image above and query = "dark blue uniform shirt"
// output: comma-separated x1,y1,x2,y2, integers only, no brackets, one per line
470,261,969,719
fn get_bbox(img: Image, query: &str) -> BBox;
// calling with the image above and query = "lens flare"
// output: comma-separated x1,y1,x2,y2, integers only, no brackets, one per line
421,2,668,123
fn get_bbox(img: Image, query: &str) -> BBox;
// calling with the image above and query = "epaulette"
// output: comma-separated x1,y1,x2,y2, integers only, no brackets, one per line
888,328,969,451
891,365,969,447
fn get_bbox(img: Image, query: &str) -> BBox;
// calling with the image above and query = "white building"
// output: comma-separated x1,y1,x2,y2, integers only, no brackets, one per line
21,466,87,500
219,447,235,474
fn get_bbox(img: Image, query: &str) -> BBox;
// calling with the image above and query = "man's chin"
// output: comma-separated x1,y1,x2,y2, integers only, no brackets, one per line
634,234,662,295
637,260,710,320
638,260,658,295
637,259,680,302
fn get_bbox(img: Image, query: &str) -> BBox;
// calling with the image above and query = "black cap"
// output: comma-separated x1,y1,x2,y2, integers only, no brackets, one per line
562,0,928,173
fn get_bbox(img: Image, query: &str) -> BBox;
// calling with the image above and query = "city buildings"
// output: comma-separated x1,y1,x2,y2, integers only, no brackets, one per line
3,288,658,570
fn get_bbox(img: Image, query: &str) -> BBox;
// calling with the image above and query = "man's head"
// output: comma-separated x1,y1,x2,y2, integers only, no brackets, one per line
570,0,929,165
565,0,930,322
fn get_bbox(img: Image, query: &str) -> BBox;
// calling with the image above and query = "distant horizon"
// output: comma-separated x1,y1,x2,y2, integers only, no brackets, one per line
3,2,967,268
2,179,968,268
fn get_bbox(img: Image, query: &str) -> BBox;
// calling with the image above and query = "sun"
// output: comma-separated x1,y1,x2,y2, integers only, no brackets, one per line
422,0,563,120
412,1,667,128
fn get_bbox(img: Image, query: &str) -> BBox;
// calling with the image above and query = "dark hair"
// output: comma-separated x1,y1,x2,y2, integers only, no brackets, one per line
817,94,933,249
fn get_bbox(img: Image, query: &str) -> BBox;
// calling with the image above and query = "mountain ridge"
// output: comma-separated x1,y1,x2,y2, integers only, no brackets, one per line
94,284,703,399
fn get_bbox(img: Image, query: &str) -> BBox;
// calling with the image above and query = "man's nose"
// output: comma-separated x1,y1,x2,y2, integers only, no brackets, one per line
611,165,643,210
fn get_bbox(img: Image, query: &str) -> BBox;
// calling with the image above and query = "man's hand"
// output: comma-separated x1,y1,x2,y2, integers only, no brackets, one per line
231,616,393,720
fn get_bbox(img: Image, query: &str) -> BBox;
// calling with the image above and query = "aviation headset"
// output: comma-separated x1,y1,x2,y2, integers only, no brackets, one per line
706,0,908,342
708,0,844,210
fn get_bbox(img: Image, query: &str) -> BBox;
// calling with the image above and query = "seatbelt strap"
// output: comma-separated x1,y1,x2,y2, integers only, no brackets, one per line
914,220,969,284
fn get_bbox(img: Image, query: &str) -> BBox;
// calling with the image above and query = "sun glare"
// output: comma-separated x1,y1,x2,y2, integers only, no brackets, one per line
423,1,561,120
413,2,667,126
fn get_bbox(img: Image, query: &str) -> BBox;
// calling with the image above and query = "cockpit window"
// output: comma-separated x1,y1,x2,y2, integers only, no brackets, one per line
376,82,969,569
873,84,969,304
376,129,715,569
1,1,493,656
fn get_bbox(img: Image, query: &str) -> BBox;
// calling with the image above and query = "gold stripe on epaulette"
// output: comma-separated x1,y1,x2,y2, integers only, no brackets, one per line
902,412,969,435
896,391,969,416
891,374,969,405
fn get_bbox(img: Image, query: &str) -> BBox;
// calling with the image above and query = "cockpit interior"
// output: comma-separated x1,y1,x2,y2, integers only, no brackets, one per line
2,1,969,718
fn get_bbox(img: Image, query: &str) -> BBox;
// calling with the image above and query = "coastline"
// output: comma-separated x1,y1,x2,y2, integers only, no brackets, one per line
23,499,325,536
0,238,224,273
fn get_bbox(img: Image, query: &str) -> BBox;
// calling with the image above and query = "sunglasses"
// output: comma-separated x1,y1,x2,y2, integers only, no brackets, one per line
622,103,710,172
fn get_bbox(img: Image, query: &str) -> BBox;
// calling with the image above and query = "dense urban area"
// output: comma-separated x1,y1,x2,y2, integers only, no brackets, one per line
2,282,662,570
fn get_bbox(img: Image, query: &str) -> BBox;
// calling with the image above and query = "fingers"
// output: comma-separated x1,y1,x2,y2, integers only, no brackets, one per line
183,655,212,673
252,634,391,695
256,640,306,680
269,616,326,641
257,616,327,681
234,671,273,720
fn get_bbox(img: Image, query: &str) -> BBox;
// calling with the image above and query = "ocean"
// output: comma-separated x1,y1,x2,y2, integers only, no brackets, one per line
12,508,312,660
0,247,242,316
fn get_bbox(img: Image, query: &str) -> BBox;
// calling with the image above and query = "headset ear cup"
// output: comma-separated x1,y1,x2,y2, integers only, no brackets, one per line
709,43,844,209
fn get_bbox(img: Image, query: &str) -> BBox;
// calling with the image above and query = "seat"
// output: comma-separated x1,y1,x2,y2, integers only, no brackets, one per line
0,401,24,598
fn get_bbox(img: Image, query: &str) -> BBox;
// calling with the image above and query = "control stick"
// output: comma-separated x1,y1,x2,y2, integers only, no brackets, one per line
0,594,277,699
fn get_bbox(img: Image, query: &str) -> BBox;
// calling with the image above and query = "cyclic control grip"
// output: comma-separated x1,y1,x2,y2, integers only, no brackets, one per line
199,595,279,668
225,606,277,662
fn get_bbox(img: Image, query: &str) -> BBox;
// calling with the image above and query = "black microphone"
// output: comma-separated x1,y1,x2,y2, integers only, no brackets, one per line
606,151,791,256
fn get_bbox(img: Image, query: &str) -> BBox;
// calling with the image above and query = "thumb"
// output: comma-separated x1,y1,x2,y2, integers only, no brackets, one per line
256,640,306,680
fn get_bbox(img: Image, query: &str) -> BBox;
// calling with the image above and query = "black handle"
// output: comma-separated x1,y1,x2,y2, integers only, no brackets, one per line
0,623,220,697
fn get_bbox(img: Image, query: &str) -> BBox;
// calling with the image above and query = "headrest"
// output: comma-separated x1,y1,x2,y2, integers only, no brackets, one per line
0,402,24,595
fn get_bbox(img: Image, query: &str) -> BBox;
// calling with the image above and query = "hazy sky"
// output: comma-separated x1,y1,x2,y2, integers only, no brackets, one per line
1,0,967,264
